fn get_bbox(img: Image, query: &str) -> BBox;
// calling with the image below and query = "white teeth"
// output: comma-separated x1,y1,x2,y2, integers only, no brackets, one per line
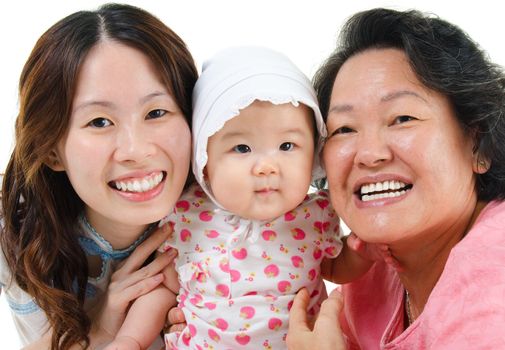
112,172,164,193
362,190,407,202
361,180,407,194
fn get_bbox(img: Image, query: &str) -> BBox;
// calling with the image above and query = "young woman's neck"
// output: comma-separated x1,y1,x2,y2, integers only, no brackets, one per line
84,209,150,250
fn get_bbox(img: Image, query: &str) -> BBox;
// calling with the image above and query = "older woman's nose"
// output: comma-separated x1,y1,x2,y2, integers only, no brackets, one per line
114,126,156,163
354,131,392,167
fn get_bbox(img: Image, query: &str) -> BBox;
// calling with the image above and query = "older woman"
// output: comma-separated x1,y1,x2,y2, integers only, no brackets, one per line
288,8,505,349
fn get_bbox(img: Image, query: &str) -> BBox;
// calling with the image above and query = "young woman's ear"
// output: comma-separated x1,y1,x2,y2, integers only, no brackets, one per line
46,150,65,171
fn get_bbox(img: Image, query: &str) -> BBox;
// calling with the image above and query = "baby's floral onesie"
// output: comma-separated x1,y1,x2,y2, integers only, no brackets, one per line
160,184,342,349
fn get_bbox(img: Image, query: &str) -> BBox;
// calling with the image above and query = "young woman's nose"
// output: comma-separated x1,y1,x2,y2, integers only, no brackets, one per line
252,155,279,176
114,126,156,163
354,130,393,167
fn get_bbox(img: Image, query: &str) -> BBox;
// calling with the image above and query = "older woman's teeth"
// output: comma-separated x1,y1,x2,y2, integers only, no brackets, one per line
113,173,163,193
360,180,410,202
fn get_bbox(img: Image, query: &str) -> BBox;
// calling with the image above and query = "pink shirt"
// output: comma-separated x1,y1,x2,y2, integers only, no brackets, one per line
341,200,505,349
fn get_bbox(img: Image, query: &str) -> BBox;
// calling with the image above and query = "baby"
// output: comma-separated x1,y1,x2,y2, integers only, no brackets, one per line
161,47,372,349
108,46,373,350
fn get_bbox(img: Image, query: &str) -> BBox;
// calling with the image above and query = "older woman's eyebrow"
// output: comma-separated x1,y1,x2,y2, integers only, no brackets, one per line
328,104,353,114
381,90,428,103
329,90,427,115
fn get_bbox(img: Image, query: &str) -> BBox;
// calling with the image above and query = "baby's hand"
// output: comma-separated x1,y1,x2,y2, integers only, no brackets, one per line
346,233,403,271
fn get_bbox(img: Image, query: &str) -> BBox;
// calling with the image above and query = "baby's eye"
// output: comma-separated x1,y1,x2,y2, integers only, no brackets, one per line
147,109,167,119
88,117,112,128
279,142,294,151
393,115,416,124
233,144,251,153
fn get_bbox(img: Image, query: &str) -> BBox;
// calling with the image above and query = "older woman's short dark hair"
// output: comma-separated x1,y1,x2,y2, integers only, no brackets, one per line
314,8,505,201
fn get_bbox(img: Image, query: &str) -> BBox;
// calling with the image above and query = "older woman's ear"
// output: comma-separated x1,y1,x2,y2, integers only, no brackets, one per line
473,154,490,174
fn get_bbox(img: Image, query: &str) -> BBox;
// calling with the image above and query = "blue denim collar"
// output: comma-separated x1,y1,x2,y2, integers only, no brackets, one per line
78,213,155,261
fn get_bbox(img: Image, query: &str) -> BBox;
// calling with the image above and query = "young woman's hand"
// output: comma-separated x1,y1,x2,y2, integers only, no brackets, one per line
287,288,346,350
91,224,177,341
166,305,187,333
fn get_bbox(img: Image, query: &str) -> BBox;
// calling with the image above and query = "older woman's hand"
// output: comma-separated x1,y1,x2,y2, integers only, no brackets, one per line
91,224,177,342
287,288,346,350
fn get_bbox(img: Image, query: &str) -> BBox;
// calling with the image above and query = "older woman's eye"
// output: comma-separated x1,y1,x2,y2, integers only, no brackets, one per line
393,115,416,124
88,117,112,128
147,109,167,119
329,126,355,137
233,144,251,153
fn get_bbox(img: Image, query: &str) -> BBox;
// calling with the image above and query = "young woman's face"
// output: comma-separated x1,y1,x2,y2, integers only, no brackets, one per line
205,101,315,221
323,48,479,244
53,41,191,246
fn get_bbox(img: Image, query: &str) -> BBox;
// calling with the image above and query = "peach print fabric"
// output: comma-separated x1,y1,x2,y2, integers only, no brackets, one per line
161,184,342,349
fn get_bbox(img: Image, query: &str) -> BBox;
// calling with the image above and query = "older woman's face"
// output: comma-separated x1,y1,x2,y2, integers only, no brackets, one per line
323,48,478,243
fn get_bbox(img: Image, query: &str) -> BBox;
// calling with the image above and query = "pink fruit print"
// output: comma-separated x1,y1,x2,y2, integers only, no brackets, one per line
277,280,292,293
291,255,304,268
291,228,306,240
235,333,251,346
261,230,277,241
194,189,205,197
264,264,280,278
314,221,330,234
205,229,219,238
287,300,294,311
204,302,216,310
219,258,230,272
216,284,230,297
240,306,256,319
316,199,329,210
208,329,221,342
196,272,207,283
213,318,229,331
313,246,322,260
180,229,192,242
284,210,296,221
188,324,197,337
176,200,190,212
190,294,203,305
268,317,283,331
232,247,247,260
182,330,191,346
308,268,317,281
325,246,338,256
230,269,241,282
199,210,213,221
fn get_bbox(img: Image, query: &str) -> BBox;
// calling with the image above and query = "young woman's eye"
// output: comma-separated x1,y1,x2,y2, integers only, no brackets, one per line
279,142,294,151
233,144,251,153
147,109,167,119
88,117,112,128
393,115,416,124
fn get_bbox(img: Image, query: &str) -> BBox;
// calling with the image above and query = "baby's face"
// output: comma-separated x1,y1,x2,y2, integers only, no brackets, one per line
206,101,315,221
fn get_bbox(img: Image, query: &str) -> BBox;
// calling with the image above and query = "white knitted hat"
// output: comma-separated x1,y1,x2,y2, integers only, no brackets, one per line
192,46,326,205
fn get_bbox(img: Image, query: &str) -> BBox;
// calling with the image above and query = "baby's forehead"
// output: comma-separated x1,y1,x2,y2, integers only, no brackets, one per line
214,100,315,137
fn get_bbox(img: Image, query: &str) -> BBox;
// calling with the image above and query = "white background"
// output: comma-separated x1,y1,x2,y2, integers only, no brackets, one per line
1,1,503,348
